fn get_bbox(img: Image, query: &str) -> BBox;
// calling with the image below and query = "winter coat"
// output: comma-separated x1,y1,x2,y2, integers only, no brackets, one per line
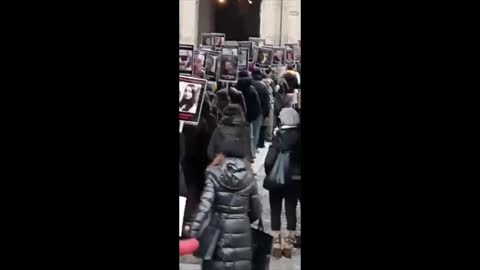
264,127,301,180
215,88,247,114
235,78,261,123
207,113,252,161
251,77,271,118
190,158,262,270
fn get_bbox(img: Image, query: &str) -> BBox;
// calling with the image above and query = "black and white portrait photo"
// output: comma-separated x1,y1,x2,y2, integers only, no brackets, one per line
204,51,220,81
218,54,239,82
238,47,249,70
239,41,253,61
272,47,285,65
285,48,294,64
179,44,194,75
255,47,273,67
293,45,301,61
179,76,207,125
249,37,266,48
193,50,206,78
179,83,201,113
199,45,213,51
201,33,225,47
222,46,238,56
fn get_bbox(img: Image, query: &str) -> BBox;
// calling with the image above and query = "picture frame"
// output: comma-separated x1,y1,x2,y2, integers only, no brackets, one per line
179,76,207,125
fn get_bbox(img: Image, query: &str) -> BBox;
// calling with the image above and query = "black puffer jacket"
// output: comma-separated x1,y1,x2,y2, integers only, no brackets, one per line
264,127,301,180
235,78,261,123
190,158,262,270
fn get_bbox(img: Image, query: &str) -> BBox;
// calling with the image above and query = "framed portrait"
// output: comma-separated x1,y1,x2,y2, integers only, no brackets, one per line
238,47,249,70
293,45,301,61
272,47,285,66
218,54,239,82
284,43,296,50
222,44,238,56
199,45,213,51
238,41,253,61
254,46,273,67
193,50,206,78
249,37,266,48
179,44,194,76
285,48,295,64
179,76,207,125
204,50,220,82
201,33,225,48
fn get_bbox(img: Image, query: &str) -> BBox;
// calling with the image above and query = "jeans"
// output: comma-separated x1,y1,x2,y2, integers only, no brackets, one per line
251,115,263,157
265,109,274,141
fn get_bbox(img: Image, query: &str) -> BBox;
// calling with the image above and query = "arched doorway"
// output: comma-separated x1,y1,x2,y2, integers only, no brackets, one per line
214,0,262,41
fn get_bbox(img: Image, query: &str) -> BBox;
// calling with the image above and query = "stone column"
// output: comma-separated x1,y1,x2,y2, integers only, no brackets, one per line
260,0,300,46
179,0,199,45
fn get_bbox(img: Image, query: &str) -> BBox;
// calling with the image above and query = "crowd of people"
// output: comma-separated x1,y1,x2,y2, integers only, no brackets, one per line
179,63,301,269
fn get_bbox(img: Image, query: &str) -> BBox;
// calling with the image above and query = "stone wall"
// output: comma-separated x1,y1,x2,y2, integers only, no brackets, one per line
179,0,300,46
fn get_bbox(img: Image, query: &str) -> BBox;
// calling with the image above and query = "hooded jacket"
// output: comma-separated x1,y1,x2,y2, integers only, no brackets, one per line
215,87,247,114
235,77,261,123
190,158,262,270
251,71,271,118
207,105,252,160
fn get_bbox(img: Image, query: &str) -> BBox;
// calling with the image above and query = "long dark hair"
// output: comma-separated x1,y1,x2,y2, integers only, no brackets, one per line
179,84,198,111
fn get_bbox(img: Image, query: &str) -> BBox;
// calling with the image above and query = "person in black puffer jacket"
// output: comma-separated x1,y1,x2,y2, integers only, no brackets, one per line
207,104,252,161
264,107,301,259
190,142,262,270
235,71,261,160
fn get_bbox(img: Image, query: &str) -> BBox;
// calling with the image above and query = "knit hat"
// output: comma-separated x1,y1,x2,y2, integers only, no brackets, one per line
279,108,300,126
238,70,250,78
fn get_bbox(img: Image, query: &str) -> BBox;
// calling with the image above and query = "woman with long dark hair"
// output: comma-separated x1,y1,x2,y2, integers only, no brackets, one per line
190,131,262,270
179,84,198,113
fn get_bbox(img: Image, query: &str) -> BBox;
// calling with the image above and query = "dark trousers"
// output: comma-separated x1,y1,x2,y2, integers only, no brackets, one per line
257,126,267,148
269,181,301,231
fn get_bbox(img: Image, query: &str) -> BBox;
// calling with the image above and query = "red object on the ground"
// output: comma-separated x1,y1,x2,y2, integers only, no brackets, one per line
179,238,199,256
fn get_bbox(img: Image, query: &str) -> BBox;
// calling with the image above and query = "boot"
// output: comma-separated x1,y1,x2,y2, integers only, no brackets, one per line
293,233,301,248
282,231,295,258
272,231,282,259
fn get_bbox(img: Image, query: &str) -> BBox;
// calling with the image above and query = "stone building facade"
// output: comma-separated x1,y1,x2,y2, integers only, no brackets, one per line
179,0,301,46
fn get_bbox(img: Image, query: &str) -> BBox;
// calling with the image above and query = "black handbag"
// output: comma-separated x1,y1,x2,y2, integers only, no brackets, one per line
263,134,290,190
251,219,273,270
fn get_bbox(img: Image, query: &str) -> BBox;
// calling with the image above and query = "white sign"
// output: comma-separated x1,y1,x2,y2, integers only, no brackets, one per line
179,196,187,236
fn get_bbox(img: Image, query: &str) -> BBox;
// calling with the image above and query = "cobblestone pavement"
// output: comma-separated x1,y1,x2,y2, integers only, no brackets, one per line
181,144,301,269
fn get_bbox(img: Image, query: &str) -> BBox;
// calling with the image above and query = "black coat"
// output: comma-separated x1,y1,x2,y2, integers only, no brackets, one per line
235,78,261,123
264,127,301,179
190,158,262,270
251,79,271,118
207,114,252,160
216,88,247,115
